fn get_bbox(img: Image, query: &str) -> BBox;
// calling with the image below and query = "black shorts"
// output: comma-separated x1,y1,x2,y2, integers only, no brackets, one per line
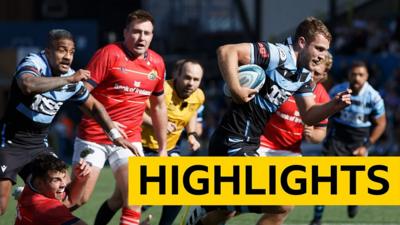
208,128,260,156
323,137,364,156
0,144,54,184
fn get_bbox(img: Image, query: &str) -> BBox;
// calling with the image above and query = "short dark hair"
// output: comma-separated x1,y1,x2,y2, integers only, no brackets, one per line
173,59,204,78
31,154,68,181
294,17,332,43
350,60,368,71
125,9,154,29
47,29,74,48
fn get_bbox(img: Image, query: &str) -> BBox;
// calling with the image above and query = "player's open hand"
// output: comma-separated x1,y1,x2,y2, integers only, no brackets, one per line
114,138,142,156
68,69,91,83
231,86,258,104
73,159,91,181
167,122,177,134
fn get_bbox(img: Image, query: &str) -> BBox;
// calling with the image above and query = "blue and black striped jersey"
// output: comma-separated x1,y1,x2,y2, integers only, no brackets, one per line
1,51,89,147
220,37,313,138
327,81,385,143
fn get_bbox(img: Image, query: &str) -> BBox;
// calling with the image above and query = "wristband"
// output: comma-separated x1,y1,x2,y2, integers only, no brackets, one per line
108,128,122,141
187,132,199,139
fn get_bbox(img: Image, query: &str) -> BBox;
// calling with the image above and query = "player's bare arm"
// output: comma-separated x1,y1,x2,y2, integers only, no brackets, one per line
64,159,91,207
17,69,90,95
369,113,387,145
217,43,258,103
186,114,201,151
79,95,140,156
295,89,352,125
149,94,168,156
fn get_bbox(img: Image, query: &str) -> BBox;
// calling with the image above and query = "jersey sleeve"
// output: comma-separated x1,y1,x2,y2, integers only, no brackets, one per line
293,80,313,96
15,54,43,79
35,201,80,225
328,84,341,98
196,104,205,123
86,46,114,87
152,58,166,96
370,90,385,118
69,82,90,104
251,42,287,71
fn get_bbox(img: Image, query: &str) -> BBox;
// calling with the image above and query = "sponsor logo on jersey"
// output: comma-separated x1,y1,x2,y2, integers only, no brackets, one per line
31,95,63,116
114,83,152,96
257,43,269,59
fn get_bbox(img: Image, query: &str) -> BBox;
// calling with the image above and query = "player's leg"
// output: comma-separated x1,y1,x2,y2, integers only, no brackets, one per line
0,146,36,215
157,147,183,225
71,138,107,206
310,205,325,225
94,185,122,225
158,206,182,225
0,180,12,215
347,205,359,218
109,143,144,225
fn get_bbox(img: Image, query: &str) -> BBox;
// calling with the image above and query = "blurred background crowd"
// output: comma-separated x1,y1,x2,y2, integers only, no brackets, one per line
1,0,400,161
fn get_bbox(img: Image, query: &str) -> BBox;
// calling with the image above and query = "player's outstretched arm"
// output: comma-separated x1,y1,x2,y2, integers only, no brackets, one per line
64,159,91,207
186,114,201,151
79,95,140,156
149,94,168,156
217,43,258,103
369,114,387,145
17,69,90,95
295,89,352,125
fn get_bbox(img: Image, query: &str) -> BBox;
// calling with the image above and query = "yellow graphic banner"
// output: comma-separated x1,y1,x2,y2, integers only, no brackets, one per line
128,157,400,205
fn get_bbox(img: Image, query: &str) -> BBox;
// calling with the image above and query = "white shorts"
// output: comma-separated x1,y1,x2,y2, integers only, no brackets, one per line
72,137,144,172
257,147,302,157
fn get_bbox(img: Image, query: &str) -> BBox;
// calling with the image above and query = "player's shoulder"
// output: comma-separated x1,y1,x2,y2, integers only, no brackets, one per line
363,82,383,101
147,49,165,66
18,52,47,70
191,88,205,103
314,83,328,94
314,83,330,101
364,82,380,95
97,43,124,56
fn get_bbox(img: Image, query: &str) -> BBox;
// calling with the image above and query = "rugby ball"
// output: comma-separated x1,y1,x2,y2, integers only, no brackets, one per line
223,64,266,97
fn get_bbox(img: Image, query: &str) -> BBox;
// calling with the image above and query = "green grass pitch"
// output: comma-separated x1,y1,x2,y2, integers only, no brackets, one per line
2,167,399,225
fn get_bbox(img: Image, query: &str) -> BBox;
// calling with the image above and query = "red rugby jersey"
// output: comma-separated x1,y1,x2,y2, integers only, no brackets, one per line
260,83,330,153
15,185,78,225
77,43,165,143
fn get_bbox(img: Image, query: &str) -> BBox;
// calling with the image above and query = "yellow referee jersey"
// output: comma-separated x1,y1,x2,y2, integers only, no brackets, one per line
141,80,205,151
